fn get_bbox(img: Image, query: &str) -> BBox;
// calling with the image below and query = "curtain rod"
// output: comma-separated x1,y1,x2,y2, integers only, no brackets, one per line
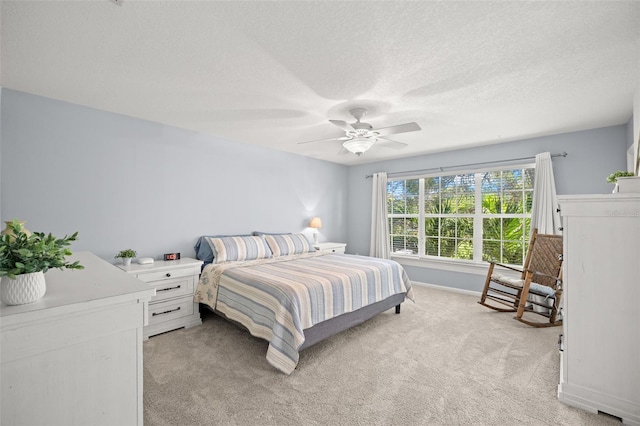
365,151,568,179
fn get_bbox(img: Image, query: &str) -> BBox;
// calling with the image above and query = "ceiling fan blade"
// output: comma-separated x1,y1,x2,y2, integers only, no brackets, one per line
329,119,354,132
377,138,409,150
375,122,421,137
298,136,349,145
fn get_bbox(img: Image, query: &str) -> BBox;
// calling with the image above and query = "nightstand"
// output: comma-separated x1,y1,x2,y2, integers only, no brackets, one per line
314,242,347,254
117,257,203,339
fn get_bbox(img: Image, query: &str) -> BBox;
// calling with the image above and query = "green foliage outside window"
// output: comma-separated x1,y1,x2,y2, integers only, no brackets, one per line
387,167,534,265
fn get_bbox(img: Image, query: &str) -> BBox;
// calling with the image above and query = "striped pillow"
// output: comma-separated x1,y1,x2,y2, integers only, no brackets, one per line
194,234,251,263
206,236,272,264
264,233,315,257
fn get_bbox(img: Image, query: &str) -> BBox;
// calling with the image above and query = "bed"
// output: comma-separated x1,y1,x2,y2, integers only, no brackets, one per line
193,233,414,374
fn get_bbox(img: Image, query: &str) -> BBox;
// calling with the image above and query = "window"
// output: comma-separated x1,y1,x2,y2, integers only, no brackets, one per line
387,166,535,266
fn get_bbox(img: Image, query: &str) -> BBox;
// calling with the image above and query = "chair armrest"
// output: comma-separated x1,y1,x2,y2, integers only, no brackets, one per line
489,262,524,274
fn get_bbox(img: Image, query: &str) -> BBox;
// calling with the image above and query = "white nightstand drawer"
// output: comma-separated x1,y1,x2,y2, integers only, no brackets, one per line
324,246,345,254
136,267,195,283
150,276,194,302
314,242,347,254
116,257,203,339
148,297,194,326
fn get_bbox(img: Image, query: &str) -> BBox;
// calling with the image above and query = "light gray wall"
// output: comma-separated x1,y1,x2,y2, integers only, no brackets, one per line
346,124,629,292
0,87,2,224
1,89,348,261
1,87,632,291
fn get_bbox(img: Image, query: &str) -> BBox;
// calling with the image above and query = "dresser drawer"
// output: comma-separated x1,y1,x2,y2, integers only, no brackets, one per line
149,276,194,302
135,266,195,283
148,297,194,326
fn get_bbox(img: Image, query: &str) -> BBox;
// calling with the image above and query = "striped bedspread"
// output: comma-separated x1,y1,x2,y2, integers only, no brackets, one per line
194,252,413,374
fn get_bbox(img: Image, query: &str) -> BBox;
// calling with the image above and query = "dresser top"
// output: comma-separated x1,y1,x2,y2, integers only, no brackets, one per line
559,193,640,217
1,251,155,322
558,193,640,202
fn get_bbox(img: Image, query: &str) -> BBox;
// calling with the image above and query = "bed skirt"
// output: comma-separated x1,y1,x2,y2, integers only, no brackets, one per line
202,292,406,353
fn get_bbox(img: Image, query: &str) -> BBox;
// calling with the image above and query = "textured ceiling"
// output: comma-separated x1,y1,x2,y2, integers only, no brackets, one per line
1,1,639,165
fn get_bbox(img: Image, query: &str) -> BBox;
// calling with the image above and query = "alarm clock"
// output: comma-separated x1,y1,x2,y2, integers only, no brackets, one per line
164,252,181,261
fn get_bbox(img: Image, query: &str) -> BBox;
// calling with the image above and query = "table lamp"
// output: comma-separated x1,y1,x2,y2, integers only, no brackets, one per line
309,217,322,245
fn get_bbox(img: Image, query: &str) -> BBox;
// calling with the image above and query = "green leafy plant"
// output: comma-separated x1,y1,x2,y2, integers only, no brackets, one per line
0,219,84,279
606,170,634,184
115,249,137,259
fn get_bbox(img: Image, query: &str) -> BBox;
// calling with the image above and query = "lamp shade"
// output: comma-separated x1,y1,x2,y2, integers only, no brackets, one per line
310,217,322,229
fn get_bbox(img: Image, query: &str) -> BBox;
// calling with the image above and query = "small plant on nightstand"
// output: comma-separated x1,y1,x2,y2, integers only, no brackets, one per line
115,249,137,266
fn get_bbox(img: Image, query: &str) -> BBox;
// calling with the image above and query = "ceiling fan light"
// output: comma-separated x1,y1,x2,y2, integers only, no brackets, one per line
343,137,375,156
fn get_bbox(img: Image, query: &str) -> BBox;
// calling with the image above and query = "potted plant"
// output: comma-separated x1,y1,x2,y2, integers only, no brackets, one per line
607,170,636,193
115,249,137,266
0,219,84,305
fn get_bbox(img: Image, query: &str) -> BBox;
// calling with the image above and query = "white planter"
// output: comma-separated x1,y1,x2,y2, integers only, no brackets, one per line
616,176,640,193
122,258,132,266
1,271,46,305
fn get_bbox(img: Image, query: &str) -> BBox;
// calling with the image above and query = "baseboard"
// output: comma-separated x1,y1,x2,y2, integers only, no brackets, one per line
411,281,481,297
558,382,640,425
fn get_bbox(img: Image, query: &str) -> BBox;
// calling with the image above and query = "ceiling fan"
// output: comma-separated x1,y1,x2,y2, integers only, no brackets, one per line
299,108,421,156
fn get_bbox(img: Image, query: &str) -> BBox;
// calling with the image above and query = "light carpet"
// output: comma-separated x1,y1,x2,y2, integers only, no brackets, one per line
143,285,618,425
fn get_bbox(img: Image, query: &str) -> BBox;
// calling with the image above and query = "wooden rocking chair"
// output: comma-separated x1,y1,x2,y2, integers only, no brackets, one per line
478,229,564,327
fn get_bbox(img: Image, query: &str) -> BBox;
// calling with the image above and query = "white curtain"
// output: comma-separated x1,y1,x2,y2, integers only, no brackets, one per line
529,152,561,314
370,172,390,259
530,152,561,236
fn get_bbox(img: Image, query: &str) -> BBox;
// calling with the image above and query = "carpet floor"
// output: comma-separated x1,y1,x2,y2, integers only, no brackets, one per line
143,284,618,425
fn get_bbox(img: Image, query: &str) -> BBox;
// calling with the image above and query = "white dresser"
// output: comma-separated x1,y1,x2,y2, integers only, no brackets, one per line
118,257,203,339
0,251,155,426
557,194,640,425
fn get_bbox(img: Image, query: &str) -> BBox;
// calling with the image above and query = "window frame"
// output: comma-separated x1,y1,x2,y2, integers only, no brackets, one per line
387,162,535,272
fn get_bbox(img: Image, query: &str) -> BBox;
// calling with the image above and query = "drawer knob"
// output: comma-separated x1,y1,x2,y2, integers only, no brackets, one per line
558,333,564,352
165,273,171,277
